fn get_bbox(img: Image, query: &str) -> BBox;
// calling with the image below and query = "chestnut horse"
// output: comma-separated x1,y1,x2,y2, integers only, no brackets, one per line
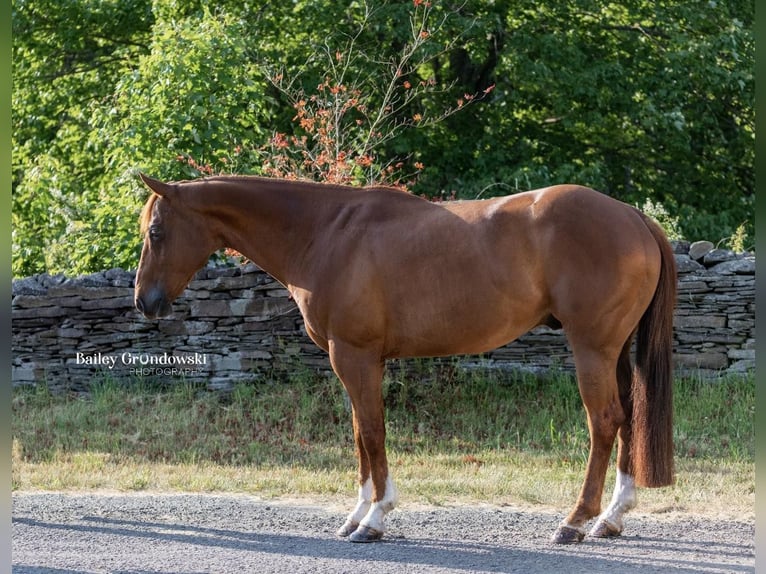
134,173,675,544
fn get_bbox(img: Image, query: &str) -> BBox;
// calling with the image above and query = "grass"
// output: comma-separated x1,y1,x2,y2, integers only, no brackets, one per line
11,364,754,519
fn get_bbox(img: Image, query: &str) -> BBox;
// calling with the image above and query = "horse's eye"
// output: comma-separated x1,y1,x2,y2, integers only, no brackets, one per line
148,225,163,242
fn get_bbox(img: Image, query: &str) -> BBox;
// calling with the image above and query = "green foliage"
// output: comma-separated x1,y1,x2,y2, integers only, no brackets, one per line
724,222,751,252
432,1,753,242
12,0,154,276
12,0,270,276
639,199,683,241
12,0,754,275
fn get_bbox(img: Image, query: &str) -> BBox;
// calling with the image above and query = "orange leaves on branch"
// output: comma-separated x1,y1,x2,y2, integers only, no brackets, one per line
355,155,373,168
270,132,290,150
257,0,497,192
261,67,490,189
175,154,215,176
261,67,435,189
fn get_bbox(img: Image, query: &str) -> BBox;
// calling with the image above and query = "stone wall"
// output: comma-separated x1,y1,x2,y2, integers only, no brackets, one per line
12,241,754,393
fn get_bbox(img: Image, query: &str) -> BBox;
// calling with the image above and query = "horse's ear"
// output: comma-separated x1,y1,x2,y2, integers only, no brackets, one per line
139,173,176,199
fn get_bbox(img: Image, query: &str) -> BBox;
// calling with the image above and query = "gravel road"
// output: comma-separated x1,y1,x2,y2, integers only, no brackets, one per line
12,492,754,573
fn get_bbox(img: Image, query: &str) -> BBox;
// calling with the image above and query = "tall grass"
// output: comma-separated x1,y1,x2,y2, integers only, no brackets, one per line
12,365,754,514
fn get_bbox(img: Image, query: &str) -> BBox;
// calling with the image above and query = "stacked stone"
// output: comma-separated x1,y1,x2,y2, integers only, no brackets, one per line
672,240,755,374
484,326,574,373
12,269,138,394
12,263,330,393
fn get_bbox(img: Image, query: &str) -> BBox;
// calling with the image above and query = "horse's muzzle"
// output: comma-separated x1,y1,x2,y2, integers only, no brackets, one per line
135,286,172,319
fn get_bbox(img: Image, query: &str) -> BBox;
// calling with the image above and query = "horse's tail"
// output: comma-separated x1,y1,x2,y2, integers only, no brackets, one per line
630,213,677,488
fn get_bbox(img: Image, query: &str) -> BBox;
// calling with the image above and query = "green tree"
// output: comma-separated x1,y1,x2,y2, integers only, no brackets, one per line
12,0,153,276
406,0,754,243
12,0,754,276
13,1,271,275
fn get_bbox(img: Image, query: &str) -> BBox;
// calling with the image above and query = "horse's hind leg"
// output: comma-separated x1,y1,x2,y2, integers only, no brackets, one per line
552,345,625,544
330,341,398,543
589,339,638,538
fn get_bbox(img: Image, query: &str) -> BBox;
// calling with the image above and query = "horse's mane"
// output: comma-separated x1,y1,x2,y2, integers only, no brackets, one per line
138,176,416,236
139,194,158,235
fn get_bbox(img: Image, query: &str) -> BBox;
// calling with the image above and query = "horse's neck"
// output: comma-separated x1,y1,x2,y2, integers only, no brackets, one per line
203,179,338,285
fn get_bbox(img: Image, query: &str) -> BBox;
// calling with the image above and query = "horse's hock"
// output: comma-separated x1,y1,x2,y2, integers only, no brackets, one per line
12,240,754,392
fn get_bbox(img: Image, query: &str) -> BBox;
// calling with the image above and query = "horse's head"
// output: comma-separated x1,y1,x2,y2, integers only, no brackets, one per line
134,173,220,319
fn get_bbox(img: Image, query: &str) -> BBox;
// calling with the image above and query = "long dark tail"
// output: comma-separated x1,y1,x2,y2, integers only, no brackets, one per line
631,214,677,488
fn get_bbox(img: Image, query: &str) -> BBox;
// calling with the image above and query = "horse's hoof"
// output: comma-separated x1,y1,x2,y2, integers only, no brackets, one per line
336,521,359,538
589,519,622,538
551,524,586,544
349,525,385,543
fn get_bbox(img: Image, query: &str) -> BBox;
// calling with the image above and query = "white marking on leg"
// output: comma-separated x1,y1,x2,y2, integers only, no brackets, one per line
359,475,398,533
595,469,637,532
337,477,372,536
348,477,373,525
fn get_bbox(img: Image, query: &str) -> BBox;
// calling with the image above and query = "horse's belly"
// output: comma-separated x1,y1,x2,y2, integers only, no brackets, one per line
385,302,542,359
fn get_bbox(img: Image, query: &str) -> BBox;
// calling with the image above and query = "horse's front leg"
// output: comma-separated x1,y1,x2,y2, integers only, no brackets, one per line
330,342,398,543
336,411,373,537
346,406,398,543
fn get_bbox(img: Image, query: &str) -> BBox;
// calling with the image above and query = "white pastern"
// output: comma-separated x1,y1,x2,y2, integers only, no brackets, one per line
359,475,398,533
597,469,637,531
346,477,373,526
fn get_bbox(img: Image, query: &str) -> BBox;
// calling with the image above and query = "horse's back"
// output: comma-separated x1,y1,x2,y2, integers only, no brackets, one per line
472,185,660,276
470,185,647,247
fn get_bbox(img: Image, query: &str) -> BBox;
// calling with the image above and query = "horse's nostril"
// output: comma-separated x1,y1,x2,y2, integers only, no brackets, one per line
135,287,170,319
